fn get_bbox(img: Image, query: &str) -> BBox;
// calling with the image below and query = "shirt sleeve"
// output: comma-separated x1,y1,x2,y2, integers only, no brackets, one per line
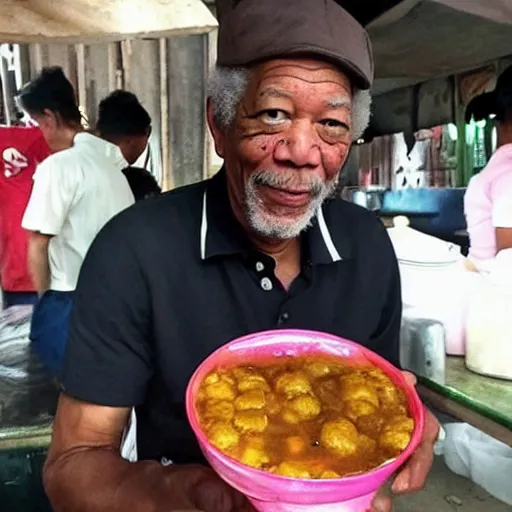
61,212,153,406
491,172,512,228
21,158,76,235
369,223,402,368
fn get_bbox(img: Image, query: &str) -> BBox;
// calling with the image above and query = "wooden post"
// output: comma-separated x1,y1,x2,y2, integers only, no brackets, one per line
0,53,12,125
107,43,118,92
160,38,172,191
75,44,87,123
202,30,216,179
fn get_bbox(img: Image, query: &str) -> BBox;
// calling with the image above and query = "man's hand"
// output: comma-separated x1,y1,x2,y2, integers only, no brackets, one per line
166,465,257,512
45,396,258,512
370,371,440,512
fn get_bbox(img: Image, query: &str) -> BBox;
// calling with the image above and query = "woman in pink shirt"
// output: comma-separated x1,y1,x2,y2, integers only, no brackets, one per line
464,66,512,272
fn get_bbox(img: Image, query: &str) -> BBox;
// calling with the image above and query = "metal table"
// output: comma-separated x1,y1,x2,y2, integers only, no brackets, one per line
419,357,512,447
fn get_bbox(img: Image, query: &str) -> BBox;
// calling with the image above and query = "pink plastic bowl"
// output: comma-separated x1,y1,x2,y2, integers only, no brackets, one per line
186,329,425,512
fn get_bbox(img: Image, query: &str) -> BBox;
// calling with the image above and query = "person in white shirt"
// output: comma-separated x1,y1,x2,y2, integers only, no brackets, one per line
18,66,134,378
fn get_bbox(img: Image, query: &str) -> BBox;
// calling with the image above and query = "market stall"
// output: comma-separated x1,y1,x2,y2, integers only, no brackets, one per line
0,3,217,510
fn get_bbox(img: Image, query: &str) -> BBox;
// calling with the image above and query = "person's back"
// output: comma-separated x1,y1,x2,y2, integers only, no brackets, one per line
28,132,134,290
464,65,512,271
465,143,512,266
17,66,134,376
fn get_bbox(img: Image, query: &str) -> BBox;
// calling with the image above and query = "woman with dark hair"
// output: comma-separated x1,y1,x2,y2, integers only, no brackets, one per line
464,65,512,272
18,66,134,377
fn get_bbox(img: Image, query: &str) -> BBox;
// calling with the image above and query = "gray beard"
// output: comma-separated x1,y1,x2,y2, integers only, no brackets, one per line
244,170,336,240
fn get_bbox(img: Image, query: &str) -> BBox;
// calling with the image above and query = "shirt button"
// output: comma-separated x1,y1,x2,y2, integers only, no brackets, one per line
260,277,273,291
256,261,265,272
278,312,289,325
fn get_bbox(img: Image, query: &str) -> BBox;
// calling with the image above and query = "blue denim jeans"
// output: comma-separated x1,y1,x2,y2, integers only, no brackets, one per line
30,290,74,379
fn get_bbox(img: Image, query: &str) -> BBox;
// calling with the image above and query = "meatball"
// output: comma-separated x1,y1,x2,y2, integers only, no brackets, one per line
234,368,271,393
207,422,240,451
383,416,414,434
234,410,268,433
203,372,220,386
204,380,237,401
305,361,331,378
378,385,402,410
202,400,235,424
235,389,266,411
289,394,322,420
320,418,359,457
276,461,312,479
339,373,367,388
320,470,341,479
344,400,377,423
379,431,412,454
275,371,312,398
340,380,379,408
281,408,301,425
365,368,393,388
240,447,270,469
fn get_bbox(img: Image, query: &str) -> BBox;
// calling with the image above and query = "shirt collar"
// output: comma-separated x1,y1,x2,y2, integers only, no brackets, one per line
200,168,352,264
73,132,128,170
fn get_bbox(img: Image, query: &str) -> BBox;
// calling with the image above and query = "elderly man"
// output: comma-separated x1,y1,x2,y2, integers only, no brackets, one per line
44,1,440,511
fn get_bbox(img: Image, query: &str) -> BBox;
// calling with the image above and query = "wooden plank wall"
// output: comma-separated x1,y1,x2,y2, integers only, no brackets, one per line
5,35,212,190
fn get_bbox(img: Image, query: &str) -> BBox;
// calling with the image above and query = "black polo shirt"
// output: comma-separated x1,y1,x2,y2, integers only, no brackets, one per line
62,168,401,464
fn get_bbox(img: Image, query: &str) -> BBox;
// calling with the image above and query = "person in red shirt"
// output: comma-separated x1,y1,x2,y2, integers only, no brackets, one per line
0,124,50,308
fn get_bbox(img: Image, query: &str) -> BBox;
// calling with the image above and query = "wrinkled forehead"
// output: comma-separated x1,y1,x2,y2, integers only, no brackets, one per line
247,58,353,103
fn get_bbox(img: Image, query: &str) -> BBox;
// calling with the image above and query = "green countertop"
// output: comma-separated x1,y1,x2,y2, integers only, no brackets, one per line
421,356,512,430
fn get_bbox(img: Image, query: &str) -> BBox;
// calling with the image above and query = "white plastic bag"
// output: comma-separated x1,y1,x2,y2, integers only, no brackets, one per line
443,423,512,506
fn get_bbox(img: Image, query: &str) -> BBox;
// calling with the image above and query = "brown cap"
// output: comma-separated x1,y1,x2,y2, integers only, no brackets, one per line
216,0,373,90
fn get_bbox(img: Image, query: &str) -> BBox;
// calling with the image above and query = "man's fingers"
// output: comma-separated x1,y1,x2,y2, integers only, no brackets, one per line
391,409,438,494
401,371,417,387
194,477,234,512
370,490,392,512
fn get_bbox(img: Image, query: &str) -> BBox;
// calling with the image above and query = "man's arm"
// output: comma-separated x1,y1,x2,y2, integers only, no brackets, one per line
49,211,254,512
44,395,214,512
27,231,51,295
492,172,512,253
496,228,512,252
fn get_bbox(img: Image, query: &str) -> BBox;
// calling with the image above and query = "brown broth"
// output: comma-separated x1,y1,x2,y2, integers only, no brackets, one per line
196,355,413,479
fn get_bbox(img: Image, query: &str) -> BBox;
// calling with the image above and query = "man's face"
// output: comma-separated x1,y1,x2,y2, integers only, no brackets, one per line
208,58,353,241
119,133,150,166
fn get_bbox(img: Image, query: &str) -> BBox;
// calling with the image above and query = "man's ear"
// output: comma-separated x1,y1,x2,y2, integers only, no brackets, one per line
206,97,225,159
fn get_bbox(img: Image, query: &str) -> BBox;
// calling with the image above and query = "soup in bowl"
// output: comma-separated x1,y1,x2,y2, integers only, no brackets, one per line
186,329,425,512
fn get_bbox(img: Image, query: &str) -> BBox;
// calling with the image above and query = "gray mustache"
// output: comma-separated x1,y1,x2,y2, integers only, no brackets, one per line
252,171,325,197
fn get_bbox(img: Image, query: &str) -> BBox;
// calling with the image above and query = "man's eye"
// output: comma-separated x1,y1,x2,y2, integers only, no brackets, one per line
321,119,350,131
259,110,288,124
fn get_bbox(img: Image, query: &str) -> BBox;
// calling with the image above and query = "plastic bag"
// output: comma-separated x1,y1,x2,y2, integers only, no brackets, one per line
443,423,512,506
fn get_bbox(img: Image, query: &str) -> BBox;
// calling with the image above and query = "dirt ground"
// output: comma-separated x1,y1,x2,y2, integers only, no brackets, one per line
394,456,510,511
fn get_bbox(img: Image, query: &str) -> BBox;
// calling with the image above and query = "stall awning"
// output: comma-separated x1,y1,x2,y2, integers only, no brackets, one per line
0,0,218,44
368,0,512,95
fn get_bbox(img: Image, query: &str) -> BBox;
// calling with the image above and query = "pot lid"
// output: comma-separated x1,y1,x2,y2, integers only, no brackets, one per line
387,216,461,265
0,0,217,44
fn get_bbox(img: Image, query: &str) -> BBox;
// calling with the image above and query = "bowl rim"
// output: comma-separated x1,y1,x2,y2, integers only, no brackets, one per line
186,328,425,484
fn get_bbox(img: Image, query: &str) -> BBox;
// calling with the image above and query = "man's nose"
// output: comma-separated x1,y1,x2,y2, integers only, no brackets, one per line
274,120,321,168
